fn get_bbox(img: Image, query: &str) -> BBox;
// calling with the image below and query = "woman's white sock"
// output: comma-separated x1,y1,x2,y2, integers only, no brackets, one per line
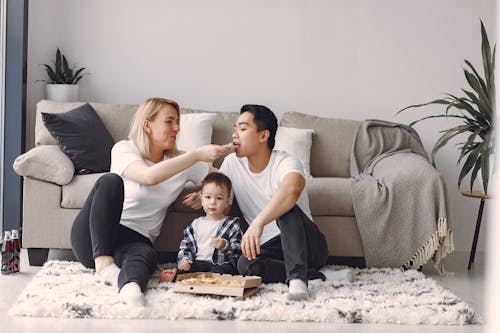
319,268,355,282
119,282,145,307
97,263,120,287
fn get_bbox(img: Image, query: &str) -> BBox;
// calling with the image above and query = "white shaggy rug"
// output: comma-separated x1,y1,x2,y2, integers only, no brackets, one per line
9,260,480,325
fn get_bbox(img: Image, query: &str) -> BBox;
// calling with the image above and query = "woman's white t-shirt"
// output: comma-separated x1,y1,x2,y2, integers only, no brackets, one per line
111,140,209,243
219,150,312,245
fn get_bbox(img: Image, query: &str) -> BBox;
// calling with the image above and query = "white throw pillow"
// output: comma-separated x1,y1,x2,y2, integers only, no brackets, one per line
274,127,314,178
176,113,217,152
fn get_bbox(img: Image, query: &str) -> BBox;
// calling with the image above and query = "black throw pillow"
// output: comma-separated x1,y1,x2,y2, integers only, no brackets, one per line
42,103,114,175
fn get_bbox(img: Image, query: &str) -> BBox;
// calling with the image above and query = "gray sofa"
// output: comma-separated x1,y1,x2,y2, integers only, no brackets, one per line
16,100,364,266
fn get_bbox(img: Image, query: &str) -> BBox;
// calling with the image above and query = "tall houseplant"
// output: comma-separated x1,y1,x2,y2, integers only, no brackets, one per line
397,21,495,195
40,48,87,102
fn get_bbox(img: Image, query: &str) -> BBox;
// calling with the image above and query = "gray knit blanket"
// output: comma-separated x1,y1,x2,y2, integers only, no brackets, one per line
350,120,454,274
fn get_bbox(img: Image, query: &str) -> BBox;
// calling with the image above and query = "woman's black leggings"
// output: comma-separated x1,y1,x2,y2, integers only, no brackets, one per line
71,173,158,292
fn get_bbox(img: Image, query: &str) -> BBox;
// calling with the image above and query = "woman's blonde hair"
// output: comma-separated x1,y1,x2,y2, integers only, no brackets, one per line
128,97,181,159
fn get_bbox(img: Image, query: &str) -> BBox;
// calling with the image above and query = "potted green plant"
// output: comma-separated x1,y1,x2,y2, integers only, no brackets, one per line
40,48,87,102
397,20,495,195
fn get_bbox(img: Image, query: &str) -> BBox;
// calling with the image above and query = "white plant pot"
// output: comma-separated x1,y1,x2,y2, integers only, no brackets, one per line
45,84,79,102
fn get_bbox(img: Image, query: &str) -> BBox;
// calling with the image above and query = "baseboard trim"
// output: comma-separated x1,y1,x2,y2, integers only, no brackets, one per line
327,256,366,268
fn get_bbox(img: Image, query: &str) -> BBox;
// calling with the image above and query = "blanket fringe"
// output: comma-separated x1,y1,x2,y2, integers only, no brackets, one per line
403,217,455,276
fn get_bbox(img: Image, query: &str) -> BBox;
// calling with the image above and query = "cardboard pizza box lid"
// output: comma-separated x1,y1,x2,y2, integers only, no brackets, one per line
173,272,262,298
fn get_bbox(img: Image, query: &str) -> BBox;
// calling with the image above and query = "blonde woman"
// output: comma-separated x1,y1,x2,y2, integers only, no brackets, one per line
71,98,228,306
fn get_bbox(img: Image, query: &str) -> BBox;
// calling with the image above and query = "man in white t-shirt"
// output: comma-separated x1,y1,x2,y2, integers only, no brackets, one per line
219,104,329,301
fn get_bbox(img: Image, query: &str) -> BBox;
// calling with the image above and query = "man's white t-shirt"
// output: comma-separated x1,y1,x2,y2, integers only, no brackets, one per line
111,140,209,243
191,217,225,261
219,150,312,245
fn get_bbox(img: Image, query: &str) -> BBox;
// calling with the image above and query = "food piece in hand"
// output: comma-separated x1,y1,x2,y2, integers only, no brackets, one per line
223,142,234,150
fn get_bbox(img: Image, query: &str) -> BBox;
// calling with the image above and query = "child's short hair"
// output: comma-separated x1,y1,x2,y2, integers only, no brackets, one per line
201,172,232,195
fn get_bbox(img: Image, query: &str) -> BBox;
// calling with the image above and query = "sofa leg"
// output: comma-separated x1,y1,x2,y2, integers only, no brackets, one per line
27,248,49,266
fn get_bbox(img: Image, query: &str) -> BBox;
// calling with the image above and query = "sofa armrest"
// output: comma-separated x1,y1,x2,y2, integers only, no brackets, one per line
13,145,75,185
22,177,77,249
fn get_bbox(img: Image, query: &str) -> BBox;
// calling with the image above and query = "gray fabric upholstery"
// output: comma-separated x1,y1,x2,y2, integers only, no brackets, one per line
314,216,364,257
13,145,75,185
306,177,354,216
22,177,78,249
22,100,365,261
280,111,360,178
61,173,106,208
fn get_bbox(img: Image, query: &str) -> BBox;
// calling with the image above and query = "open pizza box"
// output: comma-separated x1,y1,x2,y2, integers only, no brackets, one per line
173,272,262,300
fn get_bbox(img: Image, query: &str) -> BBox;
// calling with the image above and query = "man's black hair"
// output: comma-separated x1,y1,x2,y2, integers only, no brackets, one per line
240,104,278,150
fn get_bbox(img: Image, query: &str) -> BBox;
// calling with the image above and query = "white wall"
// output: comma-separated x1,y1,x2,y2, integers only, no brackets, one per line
27,0,496,253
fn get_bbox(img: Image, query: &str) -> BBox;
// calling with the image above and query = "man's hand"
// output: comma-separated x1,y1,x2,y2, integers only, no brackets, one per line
211,237,227,250
241,221,264,260
178,258,192,271
182,192,202,210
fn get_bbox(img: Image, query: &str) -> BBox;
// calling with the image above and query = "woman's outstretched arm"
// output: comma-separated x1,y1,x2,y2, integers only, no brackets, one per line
123,145,229,185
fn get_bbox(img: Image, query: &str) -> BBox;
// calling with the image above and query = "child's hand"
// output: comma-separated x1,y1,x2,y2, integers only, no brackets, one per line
178,258,192,271
159,268,176,283
211,237,227,250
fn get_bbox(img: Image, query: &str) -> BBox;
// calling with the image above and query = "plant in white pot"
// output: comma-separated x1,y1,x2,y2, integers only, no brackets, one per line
397,21,495,195
40,48,87,102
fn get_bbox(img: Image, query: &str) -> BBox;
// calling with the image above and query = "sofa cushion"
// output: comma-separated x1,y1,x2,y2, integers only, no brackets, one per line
13,145,75,185
274,126,314,178
61,173,106,208
177,113,217,152
42,103,115,174
280,112,360,178
306,177,354,217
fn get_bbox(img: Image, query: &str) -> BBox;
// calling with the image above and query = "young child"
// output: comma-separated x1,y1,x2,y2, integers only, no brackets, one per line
160,172,242,282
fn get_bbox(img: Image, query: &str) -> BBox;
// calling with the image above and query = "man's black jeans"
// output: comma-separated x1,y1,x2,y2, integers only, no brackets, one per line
237,205,328,284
